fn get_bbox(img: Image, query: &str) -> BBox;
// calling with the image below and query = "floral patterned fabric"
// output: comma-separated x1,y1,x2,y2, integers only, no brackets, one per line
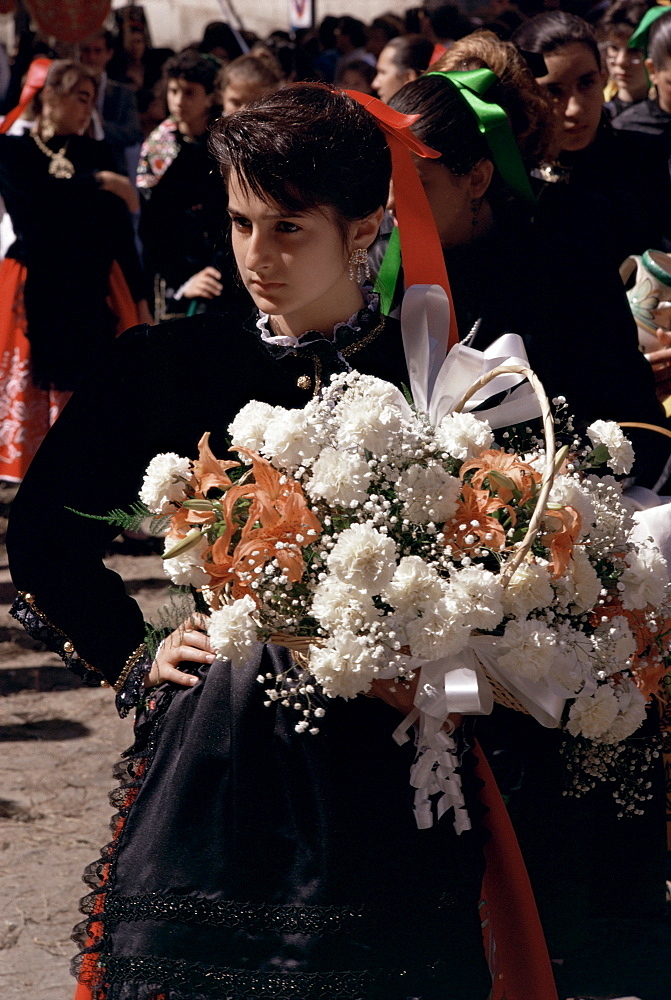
137,118,181,190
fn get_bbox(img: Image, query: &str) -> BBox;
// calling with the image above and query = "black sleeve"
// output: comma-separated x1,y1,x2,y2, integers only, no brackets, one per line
6,318,215,686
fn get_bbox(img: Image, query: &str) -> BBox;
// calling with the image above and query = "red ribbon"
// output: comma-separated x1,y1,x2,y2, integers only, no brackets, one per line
345,90,458,346
0,58,52,135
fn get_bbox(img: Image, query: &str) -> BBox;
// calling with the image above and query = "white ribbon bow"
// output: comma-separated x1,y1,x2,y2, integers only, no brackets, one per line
396,283,564,830
401,283,542,428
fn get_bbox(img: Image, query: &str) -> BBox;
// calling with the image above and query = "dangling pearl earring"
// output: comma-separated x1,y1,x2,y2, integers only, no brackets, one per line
348,247,370,283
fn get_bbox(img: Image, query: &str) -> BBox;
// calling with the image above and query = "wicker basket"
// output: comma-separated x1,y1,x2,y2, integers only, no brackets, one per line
267,364,557,716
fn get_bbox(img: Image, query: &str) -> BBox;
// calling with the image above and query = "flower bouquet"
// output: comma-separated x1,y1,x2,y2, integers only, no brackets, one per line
138,357,671,826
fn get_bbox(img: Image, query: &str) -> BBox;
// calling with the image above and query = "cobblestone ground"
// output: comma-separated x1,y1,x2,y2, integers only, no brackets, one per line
0,486,169,999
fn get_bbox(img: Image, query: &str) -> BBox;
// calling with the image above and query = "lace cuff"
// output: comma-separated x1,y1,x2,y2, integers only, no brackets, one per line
10,592,105,687
114,644,153,718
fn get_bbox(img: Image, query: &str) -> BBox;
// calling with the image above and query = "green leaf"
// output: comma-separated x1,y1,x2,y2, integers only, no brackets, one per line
65,501,153,532
587,443,610,467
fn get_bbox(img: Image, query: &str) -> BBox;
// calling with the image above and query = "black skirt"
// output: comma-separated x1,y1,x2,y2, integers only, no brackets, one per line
73,644,491,1000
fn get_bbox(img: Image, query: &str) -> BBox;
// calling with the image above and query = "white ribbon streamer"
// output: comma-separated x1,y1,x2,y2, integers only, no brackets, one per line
394,283,560,830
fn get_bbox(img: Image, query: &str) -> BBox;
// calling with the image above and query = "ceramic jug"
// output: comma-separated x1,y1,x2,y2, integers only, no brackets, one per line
620,249,671,353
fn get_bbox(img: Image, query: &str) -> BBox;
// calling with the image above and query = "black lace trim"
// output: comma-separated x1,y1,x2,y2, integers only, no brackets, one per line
97,892,364,935
115,649,153,718
10,593,104,686
98,955,404,999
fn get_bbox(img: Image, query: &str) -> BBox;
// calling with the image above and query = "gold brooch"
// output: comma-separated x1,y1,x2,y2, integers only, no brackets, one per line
296,374,311,390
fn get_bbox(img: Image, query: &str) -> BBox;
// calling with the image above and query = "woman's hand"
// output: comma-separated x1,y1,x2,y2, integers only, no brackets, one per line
96,170,140,214
144,614,215,688
369,673,462,731
181,266,223,300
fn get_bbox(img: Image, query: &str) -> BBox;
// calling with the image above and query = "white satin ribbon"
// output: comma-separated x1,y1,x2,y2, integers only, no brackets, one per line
400,283,542,429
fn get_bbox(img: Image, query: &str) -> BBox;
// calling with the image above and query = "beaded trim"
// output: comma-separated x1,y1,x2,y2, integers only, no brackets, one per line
100,955,403,998
103,892,364,934
113,642,149,693
10,592,103,684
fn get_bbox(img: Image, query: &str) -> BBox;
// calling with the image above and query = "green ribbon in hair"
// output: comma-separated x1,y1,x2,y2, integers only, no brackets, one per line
425,67,535,206
629,5,671,55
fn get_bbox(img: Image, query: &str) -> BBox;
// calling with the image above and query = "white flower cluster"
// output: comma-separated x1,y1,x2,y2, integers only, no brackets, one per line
148,371,669,754
139,452,190,514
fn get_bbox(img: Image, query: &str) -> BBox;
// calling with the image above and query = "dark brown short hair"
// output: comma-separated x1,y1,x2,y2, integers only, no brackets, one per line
209,83,391,236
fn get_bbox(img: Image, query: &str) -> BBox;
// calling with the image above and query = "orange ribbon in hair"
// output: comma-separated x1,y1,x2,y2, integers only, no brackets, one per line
0,57,52,135
345,90,458,346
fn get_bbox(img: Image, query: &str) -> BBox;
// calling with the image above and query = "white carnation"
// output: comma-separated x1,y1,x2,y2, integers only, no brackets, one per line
207,594,258,668
549,624,592,695
587,420,635,475
566,685,619,740
497,618,557,682
327,523,397,595
435,411,494,461
549,475,596,537
404,599,472,660
228,400,277,457
139,452,191,514
569,547,601,613
620,544,669,610
446,566,504,631
163,533,209,588
311,577,376,632
605,681,647,743
396,462,461,525
335,395,405,457
381,555,447,617
262,407,315,470
502,561,554,618
308,448,372,506
310,630,376,699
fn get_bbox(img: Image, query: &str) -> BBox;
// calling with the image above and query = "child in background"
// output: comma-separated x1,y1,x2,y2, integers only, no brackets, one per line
218,53,282,115
613,7,671,143
598,0,649,119
137,51,226,319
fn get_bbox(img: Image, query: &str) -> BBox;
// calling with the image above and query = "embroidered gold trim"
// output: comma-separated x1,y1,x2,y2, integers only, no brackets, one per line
114,643,149,693
18,591,98,673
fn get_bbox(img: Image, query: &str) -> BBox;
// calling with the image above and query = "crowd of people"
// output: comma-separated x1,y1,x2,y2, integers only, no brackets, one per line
1,2,671,999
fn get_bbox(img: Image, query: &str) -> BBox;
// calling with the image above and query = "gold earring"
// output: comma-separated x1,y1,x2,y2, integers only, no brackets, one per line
649,83,658,101
348,247,370,283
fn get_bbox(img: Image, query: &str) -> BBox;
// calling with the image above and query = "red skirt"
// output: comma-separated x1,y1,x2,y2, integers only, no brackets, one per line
0,258,138,483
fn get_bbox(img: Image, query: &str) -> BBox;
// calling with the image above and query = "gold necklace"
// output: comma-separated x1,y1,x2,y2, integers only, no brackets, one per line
32,132,75,179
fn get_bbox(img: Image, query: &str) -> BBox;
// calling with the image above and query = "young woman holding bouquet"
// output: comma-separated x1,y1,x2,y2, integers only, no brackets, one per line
7,85,497,1000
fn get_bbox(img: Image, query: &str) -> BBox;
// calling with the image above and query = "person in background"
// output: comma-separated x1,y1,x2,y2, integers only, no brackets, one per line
366,14,405,59
598,0,650,119
138,51,226,321
373,34,434,103
0,60,148,483
613,7,671,140
418,1,473,62
198,21,244,63
513,11,671,267
333,16,376,85
79,30,143,177
338,58,377,94
218,53,282,116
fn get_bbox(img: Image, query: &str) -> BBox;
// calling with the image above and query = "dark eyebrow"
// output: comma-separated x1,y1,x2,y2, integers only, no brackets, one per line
227,206,308,221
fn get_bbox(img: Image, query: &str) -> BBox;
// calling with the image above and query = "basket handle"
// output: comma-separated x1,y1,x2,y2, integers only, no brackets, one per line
453,364,556,584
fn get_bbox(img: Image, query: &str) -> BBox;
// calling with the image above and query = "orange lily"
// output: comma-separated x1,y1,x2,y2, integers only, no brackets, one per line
460,449,541,505
541,505,581,578
443,483,513,556
192,431,240,496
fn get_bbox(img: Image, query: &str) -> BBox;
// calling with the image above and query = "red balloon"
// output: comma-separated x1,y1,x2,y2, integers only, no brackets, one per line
25,0,112,44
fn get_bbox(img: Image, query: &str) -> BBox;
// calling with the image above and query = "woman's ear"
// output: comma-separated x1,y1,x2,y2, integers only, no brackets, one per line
351,205,385,249
645,57,657,84
403,68,420,86
467,159,495,200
